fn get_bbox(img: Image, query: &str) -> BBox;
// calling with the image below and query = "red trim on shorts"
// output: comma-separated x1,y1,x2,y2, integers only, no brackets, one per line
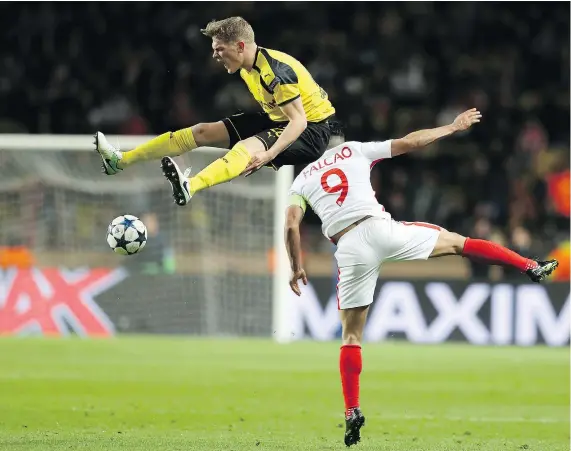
336,268,341,310
401,221,442,231
370,158,384,169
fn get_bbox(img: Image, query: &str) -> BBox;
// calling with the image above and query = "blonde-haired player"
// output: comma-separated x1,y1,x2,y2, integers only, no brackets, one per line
284,109,558,446
95,16,339,205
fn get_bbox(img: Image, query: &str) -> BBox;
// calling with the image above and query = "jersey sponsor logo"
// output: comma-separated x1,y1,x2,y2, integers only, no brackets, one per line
0,268,126,337
302,147,353,178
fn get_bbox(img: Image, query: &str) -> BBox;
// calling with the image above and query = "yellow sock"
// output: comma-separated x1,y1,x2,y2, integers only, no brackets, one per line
120,127,198,167
189,144,251,194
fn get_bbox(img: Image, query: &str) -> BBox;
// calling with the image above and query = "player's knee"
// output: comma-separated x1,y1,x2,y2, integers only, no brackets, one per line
340,305,369,345
234,135,268,156
191,122,227,147
233,139,252,153
229,143,252,162
190,123,211,146
443,231,466,255
342,328,363,346
450,232,467,254
431,231,467,257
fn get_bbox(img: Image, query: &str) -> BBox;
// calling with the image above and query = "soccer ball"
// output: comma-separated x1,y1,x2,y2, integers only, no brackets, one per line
106,215,147,255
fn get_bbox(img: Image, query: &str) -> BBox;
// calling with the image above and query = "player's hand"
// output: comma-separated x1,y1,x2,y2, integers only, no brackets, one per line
242,151,276,177
452,108,482,132
289,269,308,296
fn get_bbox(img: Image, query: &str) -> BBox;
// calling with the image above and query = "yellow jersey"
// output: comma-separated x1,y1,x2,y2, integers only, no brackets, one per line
239,47,335,123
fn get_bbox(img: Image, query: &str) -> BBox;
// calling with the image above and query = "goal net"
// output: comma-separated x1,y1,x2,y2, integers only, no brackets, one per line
0,134,293,342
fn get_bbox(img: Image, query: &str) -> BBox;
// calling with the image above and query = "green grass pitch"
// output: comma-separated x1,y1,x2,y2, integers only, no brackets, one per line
0,337,568,450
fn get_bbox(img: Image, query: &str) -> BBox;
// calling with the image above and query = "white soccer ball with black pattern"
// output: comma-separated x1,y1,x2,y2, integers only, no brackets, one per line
106,215,147,255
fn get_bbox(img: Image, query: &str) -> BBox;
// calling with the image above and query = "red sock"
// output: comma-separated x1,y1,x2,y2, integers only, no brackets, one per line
340,345,362,417
462,238,537,272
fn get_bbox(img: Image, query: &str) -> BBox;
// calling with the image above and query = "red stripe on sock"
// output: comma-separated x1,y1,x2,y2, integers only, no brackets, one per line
462,238,537,272
340,345,362,414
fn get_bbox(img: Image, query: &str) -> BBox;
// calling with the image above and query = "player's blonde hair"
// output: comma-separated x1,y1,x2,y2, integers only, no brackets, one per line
201,17,255,44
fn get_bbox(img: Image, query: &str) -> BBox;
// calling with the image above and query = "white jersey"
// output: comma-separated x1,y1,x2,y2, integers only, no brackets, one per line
289,140,393,238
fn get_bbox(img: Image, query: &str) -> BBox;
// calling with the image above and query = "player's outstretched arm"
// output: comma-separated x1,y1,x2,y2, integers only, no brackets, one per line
390,108,482,157
284,199,308,296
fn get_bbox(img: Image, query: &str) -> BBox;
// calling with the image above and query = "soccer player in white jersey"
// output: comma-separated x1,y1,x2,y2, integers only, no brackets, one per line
283,109,559,447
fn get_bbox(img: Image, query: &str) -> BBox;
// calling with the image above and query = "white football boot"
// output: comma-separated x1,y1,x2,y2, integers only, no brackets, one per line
160,157,193,206
94,131,123,175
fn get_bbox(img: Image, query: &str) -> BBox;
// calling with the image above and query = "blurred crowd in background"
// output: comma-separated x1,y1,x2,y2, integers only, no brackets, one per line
0,2,568,280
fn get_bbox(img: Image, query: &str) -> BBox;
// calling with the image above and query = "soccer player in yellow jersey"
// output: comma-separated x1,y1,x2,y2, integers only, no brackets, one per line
94,16,338,206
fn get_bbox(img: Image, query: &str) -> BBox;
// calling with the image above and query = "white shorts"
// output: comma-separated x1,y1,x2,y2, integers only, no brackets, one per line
334,217,443,310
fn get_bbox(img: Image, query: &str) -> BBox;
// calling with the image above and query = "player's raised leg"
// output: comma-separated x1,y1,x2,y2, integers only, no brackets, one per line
339,305,368,447
160,135,266,206
95,122,230,175
429,229,559,282
386,220,558,282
